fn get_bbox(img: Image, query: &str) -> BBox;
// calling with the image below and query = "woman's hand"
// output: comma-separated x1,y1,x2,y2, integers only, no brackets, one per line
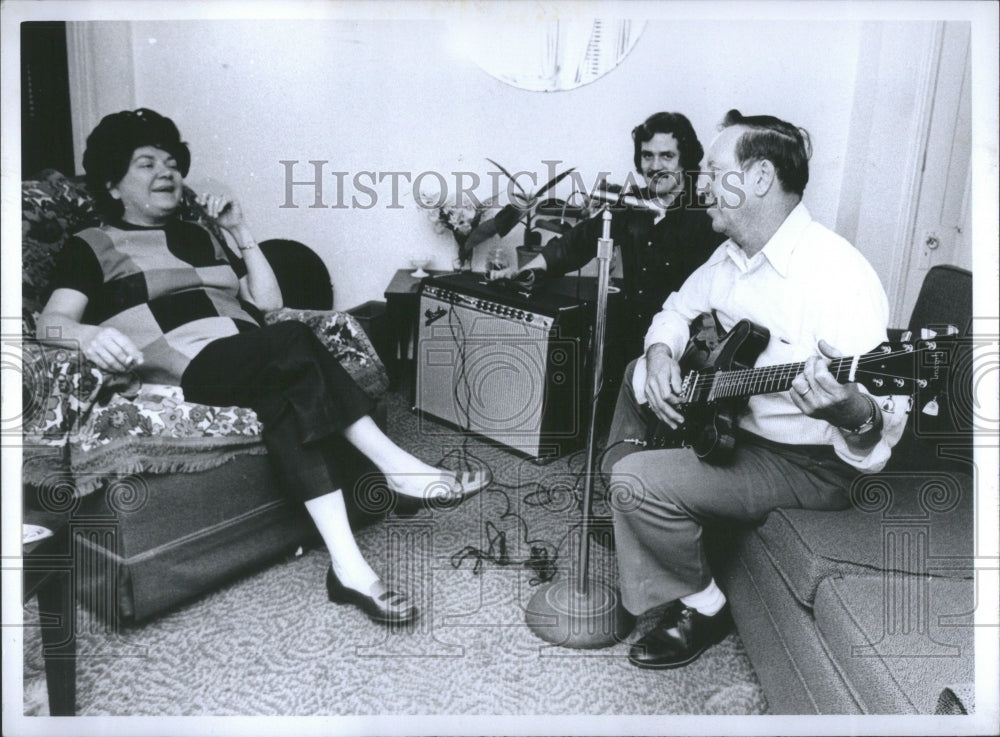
198,193,245,232
82,326,144,373
38,289,144,373
191,191,281,310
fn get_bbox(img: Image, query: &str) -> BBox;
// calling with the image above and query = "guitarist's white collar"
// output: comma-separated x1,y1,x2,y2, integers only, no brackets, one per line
725,203,813,278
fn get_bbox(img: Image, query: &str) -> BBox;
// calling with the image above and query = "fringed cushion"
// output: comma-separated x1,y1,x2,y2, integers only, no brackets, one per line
64,386,267,495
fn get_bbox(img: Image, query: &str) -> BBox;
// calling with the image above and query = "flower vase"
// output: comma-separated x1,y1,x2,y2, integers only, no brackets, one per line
453,232,473,271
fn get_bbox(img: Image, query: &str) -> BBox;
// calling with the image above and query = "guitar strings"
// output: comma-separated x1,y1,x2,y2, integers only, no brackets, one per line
679,344,939,400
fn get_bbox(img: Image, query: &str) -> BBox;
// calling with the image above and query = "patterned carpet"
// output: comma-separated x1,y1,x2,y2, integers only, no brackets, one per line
22,389,767,717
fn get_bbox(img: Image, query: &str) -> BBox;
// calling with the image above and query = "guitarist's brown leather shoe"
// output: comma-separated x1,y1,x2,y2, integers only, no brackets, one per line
628,601,732,669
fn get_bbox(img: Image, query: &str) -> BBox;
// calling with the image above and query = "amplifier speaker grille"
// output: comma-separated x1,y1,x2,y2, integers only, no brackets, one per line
415,294,584,458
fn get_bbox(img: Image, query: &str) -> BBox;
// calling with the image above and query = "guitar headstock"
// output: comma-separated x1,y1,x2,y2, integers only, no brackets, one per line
853,330,958,396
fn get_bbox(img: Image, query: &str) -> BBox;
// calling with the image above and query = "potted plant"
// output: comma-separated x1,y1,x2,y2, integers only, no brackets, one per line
464,160,576,261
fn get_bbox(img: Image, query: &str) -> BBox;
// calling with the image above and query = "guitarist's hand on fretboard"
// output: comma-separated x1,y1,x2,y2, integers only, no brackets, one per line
644,343,686,428
790,340,883,449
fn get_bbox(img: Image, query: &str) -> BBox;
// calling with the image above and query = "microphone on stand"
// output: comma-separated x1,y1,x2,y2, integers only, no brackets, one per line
524,206,635,649
585,188,659,211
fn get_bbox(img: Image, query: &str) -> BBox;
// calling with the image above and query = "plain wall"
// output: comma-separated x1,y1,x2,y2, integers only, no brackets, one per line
75,18,870,311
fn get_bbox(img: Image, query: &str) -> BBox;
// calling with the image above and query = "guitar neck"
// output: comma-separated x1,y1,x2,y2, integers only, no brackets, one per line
689,356,856,404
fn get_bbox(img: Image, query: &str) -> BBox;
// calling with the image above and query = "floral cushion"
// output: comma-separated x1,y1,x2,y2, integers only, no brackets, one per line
21,310,387,496
22,171,99,327
21,170,387,496
264,308,389,397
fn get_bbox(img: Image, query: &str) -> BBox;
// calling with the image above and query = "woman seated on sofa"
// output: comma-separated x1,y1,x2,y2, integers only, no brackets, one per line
36,108,489,627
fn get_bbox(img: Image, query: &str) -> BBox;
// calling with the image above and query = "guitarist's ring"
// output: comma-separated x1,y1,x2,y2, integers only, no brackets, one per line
799,385,812,395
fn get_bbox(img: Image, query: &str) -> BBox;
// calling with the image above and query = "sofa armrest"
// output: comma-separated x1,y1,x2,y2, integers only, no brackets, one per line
21,340,142,492
264,307,389,399
21,340,140,445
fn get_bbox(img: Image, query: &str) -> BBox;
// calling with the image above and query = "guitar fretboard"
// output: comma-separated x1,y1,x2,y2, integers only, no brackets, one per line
682,346,928,405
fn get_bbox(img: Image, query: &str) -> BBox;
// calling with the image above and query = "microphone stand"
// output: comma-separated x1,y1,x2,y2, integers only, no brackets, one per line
524,206,634,648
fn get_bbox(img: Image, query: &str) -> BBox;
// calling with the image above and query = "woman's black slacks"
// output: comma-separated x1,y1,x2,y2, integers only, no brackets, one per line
181,321,375,502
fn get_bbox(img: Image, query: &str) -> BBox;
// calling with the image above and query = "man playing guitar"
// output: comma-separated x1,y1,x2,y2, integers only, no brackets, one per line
605,110,912,670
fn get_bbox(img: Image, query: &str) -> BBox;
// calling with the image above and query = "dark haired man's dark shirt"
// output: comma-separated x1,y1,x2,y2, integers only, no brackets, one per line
540,193,723,358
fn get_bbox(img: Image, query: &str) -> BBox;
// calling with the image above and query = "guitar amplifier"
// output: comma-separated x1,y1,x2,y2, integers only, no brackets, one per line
414,272,588,458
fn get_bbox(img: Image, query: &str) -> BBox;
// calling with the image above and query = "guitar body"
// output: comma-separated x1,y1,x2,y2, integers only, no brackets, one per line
645,320,770,464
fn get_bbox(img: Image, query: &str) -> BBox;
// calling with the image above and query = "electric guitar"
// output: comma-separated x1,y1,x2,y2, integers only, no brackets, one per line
645,319,953,464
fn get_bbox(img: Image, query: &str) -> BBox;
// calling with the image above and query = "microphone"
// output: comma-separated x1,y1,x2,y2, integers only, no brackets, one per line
586,188,668,216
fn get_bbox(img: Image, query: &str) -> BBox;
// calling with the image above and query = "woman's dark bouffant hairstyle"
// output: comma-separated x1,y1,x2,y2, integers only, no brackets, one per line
82,108,191,219
719,109,812,196
631,112,705,174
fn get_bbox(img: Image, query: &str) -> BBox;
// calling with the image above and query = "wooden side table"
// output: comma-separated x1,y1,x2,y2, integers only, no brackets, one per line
23,508,76,716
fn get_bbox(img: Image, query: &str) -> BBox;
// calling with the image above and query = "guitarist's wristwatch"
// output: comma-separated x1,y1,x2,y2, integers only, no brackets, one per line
839,393,880,436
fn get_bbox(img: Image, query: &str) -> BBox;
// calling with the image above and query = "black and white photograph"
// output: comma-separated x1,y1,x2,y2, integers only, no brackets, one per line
2,1,997,735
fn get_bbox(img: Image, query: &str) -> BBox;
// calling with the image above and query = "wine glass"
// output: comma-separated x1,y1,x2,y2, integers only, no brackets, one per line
410,256,432,278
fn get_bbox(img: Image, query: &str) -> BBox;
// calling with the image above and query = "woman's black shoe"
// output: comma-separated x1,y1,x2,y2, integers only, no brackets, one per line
325,567,418,626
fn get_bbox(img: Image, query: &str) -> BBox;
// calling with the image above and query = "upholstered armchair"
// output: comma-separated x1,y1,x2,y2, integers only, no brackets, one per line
20,169,389,622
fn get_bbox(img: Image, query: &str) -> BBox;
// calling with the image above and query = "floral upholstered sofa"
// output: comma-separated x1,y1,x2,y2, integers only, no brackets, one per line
21,170,389,622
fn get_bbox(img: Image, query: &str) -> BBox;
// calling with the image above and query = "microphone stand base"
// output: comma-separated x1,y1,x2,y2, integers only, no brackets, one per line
525,578,634,649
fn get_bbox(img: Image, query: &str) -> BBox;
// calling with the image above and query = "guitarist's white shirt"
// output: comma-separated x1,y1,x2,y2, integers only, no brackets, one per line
636,203,910,472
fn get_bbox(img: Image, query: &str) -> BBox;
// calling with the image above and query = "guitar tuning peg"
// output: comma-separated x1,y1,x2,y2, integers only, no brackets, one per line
901,330,912,342
922,397,940,416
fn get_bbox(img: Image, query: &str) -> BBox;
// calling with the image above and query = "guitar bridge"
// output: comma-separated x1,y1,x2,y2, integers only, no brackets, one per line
680,372,696,404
